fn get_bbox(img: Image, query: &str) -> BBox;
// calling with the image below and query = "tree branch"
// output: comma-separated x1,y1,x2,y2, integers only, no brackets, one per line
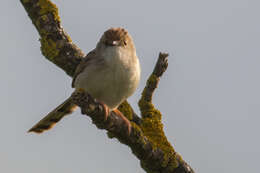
140,52,169,104
71,53,194,173
20,0,84,76
20,0,195,172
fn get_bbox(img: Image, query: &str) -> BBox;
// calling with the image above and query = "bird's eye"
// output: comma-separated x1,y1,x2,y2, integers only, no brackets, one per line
104,40,109,45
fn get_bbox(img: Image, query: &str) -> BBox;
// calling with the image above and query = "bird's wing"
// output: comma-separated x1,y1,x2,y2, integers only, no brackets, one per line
72,49,98,88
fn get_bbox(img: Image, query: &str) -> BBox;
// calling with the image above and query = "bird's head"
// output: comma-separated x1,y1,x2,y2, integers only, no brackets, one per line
97,27,135,50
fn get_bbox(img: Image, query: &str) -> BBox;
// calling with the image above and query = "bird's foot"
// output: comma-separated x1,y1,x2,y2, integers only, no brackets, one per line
97,101,110,120
113,109,132,135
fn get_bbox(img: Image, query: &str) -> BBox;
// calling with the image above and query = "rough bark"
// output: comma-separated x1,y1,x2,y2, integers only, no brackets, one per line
20,0,195,173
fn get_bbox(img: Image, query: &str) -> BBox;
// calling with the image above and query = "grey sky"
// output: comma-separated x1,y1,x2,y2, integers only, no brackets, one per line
1,0,260,172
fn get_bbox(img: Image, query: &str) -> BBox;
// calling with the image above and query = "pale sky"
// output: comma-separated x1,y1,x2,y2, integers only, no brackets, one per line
1,0,260,173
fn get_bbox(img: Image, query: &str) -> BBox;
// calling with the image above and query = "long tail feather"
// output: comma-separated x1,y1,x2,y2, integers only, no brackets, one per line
28,97,77,133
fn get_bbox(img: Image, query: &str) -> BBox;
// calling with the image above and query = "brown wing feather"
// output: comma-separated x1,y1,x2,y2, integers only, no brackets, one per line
72,49,97,88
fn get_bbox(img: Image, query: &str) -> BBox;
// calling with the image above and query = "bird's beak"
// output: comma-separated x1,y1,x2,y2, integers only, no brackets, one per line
111,40,119,46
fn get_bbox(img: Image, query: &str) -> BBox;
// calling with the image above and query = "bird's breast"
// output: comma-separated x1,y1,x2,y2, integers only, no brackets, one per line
75,47,140,110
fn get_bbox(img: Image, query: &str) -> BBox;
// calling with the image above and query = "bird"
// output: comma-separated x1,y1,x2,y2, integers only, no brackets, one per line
28,27,141,134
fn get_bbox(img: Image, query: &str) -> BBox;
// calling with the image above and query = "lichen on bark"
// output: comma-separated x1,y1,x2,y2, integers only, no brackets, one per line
20,0,84,77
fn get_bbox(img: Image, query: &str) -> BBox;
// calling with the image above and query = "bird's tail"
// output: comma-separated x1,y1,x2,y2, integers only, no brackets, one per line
28,97,77,133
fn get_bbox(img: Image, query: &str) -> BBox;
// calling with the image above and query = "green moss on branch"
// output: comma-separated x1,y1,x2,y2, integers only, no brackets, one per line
138,53,180,171
37,0,60,22
20,0,84,76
